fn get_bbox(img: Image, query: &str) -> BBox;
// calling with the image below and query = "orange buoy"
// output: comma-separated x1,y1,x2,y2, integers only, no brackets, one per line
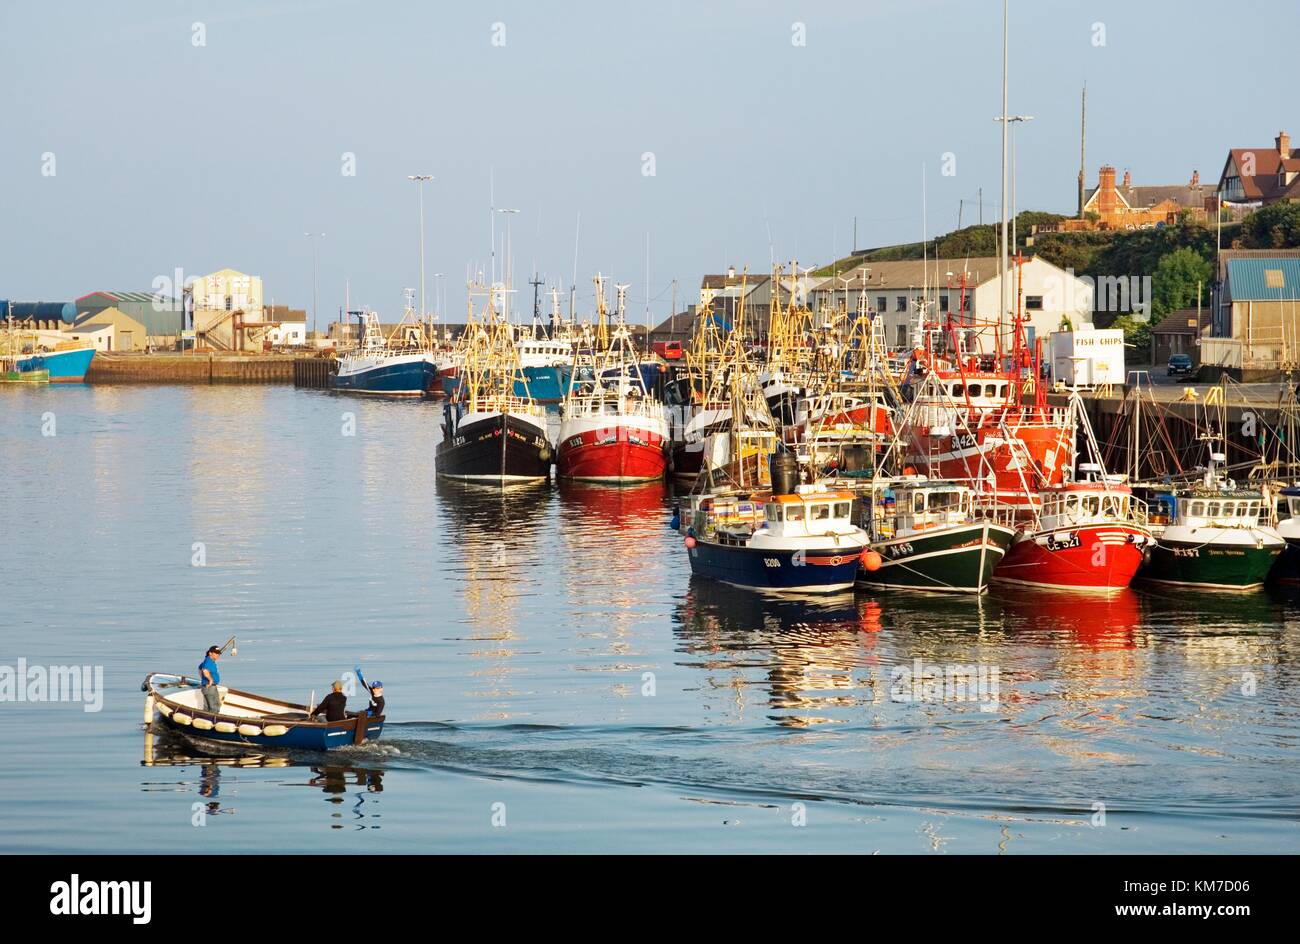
861,549,883,571
684,536,697,549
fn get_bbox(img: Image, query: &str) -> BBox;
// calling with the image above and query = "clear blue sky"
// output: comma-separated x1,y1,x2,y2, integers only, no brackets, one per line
2,0,1295,324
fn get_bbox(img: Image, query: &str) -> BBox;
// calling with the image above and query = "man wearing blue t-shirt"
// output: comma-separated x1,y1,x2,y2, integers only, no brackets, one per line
198,645,223,713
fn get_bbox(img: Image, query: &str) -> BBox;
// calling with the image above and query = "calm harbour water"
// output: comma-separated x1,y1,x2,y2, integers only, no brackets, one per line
2,383,1299,853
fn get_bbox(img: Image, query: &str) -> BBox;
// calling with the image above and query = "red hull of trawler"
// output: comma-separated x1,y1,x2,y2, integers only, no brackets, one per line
995,524,1147,591
556,426,668,482
909,420,1071,503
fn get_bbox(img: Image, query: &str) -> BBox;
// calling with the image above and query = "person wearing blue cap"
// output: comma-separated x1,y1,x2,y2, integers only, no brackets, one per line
367,681,385,717
198,645,223,713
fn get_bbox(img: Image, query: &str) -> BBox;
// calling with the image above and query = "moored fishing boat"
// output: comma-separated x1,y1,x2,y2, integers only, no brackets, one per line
556,280,668,483
142,672,383,751
1136,452,1283,591
436,287,553,482
679,487,868,593
994,466,1154,592
1271,486,1300,583
855,476,1014,593
331,308,438,395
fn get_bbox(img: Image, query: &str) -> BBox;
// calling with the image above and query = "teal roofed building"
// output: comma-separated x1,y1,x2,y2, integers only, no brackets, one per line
75,291,183,343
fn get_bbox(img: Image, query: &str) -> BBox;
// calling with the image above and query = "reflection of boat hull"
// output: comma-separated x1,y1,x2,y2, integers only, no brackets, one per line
857,521,1013,594
16,347,95,382
144,674,384,752
436,411,552,482
687,540,865,593
1140,535,1282,590
331,353,437,395
995,523,1148,591
557,417,668,482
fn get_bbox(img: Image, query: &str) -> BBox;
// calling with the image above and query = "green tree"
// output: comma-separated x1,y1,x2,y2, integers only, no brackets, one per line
1239,202,1300,248
1150,246,1212,318
1111,314,1152,363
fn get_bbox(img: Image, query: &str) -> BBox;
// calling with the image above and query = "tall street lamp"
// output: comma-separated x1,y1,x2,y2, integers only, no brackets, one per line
305,231,325,338
407,175,433,326
497,207,519,321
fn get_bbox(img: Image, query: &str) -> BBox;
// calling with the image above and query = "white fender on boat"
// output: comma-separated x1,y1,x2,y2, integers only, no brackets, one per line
144,695,155,724
191,717,214,731
158,703,173,717
172,712,193,726
214,721,237,734
237,724,262,737
262,725,288,737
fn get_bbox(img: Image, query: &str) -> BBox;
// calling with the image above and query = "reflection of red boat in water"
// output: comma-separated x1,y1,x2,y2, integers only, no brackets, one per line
995,587,1142,649
557,479,668,528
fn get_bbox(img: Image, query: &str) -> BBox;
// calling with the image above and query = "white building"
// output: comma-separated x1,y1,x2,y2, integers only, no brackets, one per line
809,256,1094,353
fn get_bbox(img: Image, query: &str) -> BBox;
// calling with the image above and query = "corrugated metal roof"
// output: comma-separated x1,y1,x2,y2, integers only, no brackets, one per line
1226,258,1300,299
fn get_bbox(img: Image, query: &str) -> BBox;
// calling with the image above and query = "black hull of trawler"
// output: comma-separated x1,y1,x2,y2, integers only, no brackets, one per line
436,411,552,482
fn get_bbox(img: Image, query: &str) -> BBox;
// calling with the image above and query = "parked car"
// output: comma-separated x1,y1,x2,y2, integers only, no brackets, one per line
1166,353,1193,377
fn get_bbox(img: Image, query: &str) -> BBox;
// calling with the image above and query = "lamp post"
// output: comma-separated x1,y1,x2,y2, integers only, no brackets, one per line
993,111,1034,335
407,175,433,326
304,231,325,338
496,208,519,321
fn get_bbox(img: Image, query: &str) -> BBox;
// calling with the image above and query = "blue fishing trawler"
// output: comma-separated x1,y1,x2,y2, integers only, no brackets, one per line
142,672,383,751
331,309,438,396
14,346,96,382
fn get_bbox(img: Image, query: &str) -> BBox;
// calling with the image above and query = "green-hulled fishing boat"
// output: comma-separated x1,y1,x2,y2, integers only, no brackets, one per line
855,477,1015,594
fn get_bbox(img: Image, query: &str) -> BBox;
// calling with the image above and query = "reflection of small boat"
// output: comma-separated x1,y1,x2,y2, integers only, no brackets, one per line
142,673,383,751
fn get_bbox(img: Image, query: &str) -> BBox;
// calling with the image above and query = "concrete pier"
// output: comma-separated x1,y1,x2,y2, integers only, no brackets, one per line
85,353,325,384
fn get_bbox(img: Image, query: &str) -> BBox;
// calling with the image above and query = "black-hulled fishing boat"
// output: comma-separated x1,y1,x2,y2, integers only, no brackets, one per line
435,285,553,482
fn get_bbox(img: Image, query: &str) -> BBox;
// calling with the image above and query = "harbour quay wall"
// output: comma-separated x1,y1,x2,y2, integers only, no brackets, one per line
1049,388,1285,473
86,353,330,384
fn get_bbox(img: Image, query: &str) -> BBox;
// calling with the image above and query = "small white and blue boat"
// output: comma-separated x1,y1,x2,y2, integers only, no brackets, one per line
331,309,438,396
143,672,383,751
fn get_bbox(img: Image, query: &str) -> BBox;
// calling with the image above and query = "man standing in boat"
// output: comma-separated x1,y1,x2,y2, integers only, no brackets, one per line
198,645,222,713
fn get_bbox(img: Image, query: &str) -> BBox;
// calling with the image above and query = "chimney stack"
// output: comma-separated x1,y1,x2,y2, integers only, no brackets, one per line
1096,165,1119,215
1191,170,1200,187
727,266,736,279
1122,170,1132,189
1278,131,1291,160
